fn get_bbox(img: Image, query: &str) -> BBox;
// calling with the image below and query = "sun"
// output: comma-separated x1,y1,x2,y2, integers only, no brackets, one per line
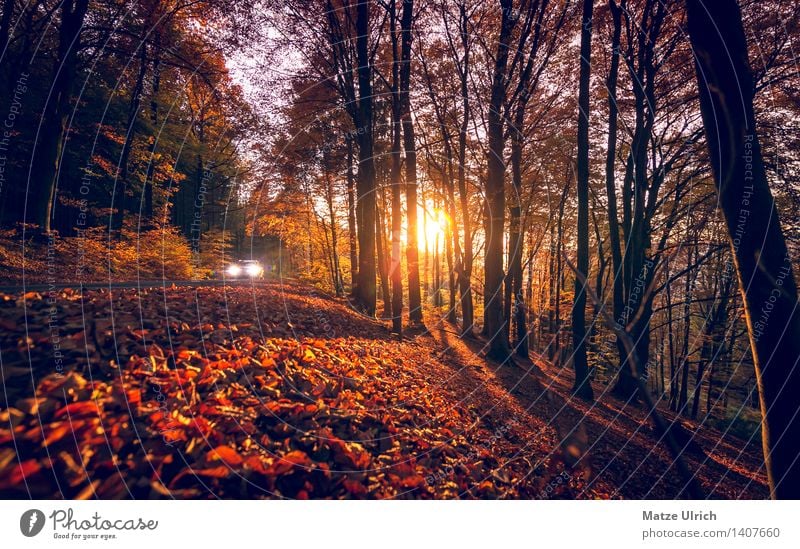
420,208,447,249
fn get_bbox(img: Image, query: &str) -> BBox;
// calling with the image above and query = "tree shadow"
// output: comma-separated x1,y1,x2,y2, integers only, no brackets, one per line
426,318,768,499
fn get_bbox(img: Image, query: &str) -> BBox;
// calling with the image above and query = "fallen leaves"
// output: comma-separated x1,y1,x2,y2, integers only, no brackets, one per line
207,446,244,467
1,282,750,500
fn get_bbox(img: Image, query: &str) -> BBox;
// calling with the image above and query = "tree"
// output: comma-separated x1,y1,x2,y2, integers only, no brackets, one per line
504,0,568,359
325,0,378,316
27,0,90,234
686,0,800,499
387,0,404,335
400,0,422,325
603,0,626,397
483,0,518,359
571,0,594,400
453,1,476,337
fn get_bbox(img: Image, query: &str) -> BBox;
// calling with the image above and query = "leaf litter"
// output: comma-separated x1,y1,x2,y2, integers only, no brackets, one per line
0,282,587,499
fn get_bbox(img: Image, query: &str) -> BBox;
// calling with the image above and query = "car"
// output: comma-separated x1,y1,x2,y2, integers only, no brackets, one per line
224,259,265,279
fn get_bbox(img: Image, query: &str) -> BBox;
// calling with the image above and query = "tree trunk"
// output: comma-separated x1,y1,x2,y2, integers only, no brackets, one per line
113,43,149,234
666,265,679,409
553,178,568,365
143,35,161,221
691,347,708,420
605,0,627,393
688,0,800,498
571,0,594,400
456,3,474,337
547,210,557,360
612,0,663,402
483,0,516,359
387,1,403,335
346,135,358,289
376,192,392,319
399,0,422,324
507,86,527,357
28,0,90,233
355,0,377,316
325,172,344,296
677,241,695,414
444,212,456,321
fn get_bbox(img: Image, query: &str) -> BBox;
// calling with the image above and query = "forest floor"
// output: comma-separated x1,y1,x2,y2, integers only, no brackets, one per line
0,280,768,499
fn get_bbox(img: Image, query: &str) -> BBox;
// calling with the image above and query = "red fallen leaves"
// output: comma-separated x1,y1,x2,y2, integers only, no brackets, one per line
271,450,313,475
126,389,142,406
0,283,623,499
54,401,100,419
42,423,74,446
193,466,232,479
387,462,427,489
342,478,368,496
207,446,244,467
0,459,42,490
319,428,371,470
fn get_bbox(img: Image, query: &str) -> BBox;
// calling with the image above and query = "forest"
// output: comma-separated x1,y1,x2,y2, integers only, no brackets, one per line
1,0,799,501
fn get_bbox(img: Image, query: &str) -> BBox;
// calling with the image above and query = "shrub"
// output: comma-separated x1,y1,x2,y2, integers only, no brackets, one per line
0,223,198,284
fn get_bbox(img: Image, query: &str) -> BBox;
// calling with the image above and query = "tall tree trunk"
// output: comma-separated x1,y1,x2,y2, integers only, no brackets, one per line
315,201,337,291
399,0,422,324
666,264,679,409
388,0,403,335
355,0,377,316
526,229,536,351
346,135,358,289
691,341,710,420
325,172,344,296
704,358,715,416
113,44,148,234
687,0,800,497
677,240,695,414
571,0,594,400
553,178,568,364
612,0,662,401
590,209,606,355
433,213,442,307
143,34,161,221
444,210,456,321
441,143,458,323
507,97,526,357
547,208,557,360
376,193,392,319
422,182,429,296
28,0,90,233
483,0,516,359
605,0,627,394
659,334,665,395
456,3,474,337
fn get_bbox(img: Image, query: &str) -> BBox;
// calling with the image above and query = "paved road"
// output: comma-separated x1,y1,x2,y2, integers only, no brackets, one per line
0,279,281,293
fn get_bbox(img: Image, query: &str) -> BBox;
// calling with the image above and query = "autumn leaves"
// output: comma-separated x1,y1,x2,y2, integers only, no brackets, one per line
0,283,558,498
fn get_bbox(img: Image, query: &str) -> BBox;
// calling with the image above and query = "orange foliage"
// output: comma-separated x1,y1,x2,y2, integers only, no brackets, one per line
0,223,196,284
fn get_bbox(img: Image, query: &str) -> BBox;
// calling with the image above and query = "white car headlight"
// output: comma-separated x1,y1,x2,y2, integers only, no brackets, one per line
245,263,263,277
227,264,241,276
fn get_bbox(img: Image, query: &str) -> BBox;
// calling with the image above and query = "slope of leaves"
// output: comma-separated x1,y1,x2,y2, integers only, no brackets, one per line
425,319,769,499
530,358,770,499
0,282,587,499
